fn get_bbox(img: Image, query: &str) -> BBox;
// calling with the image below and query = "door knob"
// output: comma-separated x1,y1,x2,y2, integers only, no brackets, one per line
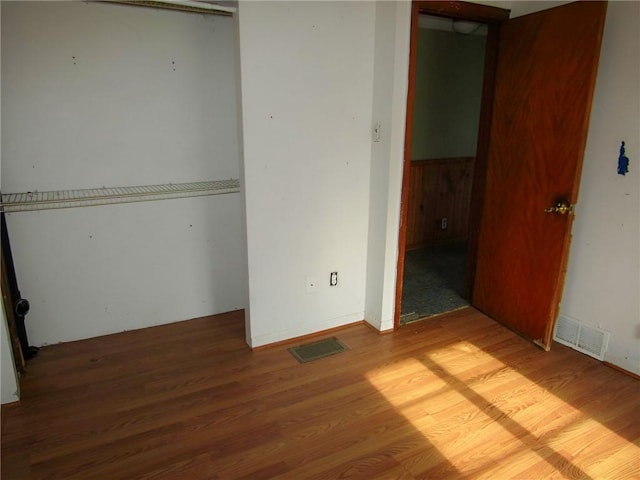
544,201,574,216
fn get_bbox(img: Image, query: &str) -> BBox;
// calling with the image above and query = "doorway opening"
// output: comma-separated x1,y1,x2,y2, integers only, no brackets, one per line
394,1,510,330
399,14,488,325
395,1,605,346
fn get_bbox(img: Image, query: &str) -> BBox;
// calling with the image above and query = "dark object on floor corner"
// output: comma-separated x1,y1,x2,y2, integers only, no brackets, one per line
288,337,348,363
2,211,38,361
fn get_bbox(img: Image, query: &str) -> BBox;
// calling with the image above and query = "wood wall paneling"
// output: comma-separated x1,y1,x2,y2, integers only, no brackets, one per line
406,157,474,249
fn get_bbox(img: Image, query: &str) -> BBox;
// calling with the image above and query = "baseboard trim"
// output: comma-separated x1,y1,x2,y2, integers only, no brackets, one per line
1,401,21,423
252,320,366,351
603,361,640,381
363,321,394,335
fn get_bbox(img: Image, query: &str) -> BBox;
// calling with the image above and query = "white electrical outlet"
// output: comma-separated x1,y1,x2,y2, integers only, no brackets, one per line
330,271,338,286
441,217,448,230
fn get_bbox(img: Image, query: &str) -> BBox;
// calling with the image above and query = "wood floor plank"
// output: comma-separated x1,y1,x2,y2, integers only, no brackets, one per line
2,308,638,479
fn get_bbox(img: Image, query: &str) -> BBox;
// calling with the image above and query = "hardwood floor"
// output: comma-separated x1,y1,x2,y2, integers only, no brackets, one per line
2,308,638,479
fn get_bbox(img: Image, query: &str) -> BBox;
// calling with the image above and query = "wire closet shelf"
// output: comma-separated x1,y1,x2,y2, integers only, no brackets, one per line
0,179,240,213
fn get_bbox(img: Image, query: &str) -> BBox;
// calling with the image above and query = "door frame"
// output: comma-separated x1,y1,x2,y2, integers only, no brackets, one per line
394,1,510,330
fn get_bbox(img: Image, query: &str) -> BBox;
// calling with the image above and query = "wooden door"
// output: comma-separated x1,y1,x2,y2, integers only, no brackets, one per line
472,2,607,349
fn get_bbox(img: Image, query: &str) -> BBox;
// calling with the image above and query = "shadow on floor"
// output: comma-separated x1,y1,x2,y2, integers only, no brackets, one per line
401,242,468,323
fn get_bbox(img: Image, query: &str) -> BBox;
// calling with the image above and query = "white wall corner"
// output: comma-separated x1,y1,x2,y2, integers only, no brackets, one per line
231,8,252,347
381,0,412,332
250,311,364,349
364,0,411,333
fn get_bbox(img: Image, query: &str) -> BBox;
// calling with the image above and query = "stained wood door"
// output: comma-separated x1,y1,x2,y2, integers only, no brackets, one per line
472,2,607,349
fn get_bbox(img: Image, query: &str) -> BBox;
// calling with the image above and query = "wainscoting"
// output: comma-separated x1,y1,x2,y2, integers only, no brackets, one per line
405,157,474,250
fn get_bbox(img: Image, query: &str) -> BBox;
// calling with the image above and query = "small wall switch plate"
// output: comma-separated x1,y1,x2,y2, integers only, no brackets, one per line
330,271,338,286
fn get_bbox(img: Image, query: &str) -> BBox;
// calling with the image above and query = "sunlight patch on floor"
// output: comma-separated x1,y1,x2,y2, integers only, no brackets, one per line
363,341,635,477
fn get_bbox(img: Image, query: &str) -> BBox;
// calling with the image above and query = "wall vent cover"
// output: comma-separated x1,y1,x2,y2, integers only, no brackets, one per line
554,315,609,361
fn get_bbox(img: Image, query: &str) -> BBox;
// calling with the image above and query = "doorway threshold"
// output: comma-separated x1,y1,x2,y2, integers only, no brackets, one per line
400,305,471,326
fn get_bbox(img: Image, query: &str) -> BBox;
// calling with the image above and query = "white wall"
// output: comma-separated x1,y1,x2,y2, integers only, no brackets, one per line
6,197,246,345
1,2,246,344
411,28,486,160
365,1,411,332
2,1,240,190
558,1,640,375
238,1,376,346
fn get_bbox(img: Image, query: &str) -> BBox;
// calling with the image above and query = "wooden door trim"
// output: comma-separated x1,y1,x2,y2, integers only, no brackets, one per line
394,1,420,331
416,1,510,23
393,1,510,330
465,18,500,302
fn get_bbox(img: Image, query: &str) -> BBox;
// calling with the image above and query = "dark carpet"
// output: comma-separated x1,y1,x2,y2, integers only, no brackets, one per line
400,242,469,323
